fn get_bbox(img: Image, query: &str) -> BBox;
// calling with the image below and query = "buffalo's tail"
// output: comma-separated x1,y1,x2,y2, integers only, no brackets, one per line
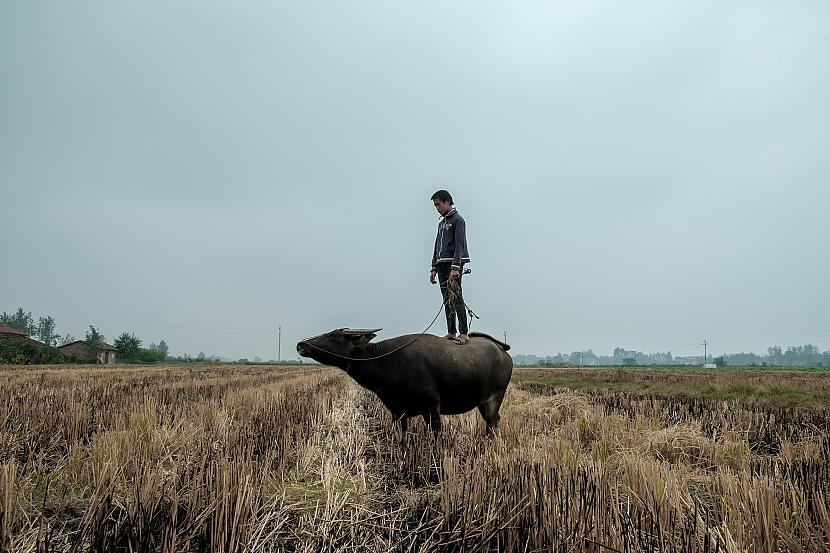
468,332,510,351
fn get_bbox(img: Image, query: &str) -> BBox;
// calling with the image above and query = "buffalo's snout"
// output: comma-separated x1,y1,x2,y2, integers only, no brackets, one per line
296,342,309,357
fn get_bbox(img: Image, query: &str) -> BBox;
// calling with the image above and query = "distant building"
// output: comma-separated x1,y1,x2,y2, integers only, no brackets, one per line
59,340,117,364
0,323,28,338
674,356,702,365
0,323,45,347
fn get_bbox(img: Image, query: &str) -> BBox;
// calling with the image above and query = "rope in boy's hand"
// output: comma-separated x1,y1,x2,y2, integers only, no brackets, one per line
445,278,462,306
444,277,480,328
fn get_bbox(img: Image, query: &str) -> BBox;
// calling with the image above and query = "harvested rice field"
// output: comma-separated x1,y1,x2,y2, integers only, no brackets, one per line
0,364,828,552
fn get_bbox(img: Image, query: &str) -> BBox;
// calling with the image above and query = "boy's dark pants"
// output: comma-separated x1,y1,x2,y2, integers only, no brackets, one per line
436,263,468,335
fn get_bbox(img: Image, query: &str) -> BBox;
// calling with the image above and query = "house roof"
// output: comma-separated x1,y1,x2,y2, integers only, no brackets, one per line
0,323,27,336
0,333,45,347
59,340,118,351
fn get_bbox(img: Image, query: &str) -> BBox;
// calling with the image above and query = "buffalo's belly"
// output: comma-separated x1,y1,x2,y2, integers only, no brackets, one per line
377,389,480,417
433,371,509,414
439,401,481,416
376,389,439,417
373,354,511,417
379,392,489,417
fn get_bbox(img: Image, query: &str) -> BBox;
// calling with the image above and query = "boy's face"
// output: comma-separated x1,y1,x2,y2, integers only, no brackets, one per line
433,198,453,216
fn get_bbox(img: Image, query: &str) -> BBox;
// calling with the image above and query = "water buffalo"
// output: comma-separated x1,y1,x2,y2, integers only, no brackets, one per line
296,328,512,436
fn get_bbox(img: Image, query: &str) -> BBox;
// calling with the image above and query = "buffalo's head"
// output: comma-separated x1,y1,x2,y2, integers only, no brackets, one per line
297,328,381,367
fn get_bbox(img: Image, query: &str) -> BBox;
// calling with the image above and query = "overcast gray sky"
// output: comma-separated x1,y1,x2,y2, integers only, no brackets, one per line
2,1,828,360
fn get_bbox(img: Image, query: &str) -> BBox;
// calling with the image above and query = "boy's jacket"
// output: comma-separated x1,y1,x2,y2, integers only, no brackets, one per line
431,208,470,271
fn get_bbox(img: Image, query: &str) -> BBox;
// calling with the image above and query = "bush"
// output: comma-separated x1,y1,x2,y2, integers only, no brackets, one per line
115,347,167,364
136,348,166,363
0,339,28,364
0,337,67,364
535,361,571,368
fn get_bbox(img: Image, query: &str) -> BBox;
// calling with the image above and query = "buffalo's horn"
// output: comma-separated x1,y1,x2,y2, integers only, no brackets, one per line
341,328,383,335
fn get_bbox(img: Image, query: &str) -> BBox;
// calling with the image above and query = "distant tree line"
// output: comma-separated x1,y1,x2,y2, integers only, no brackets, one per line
1,307,170,365
719,345,829,367
1,308,71,363
112,332,168,363
513,344,830,367
1,308,75,346
513,348,674,367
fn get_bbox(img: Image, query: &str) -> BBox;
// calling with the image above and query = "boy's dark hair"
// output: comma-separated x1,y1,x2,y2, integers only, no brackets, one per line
431,190,454,204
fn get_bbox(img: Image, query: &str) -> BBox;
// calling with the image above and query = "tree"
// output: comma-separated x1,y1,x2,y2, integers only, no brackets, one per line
767,346,783,365
0,339,65,364
85,326,105,350
114,332,142,360
569,350,598,366
136,348,166,363
1,308,36,335
714,355,728,367
35,316,59,346
149,340,169,356
622,357,637,366
582,349,599,366
60,334,76,346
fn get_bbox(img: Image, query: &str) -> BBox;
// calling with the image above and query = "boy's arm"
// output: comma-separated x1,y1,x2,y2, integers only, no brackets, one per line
430,232,439,272
451,217,467,272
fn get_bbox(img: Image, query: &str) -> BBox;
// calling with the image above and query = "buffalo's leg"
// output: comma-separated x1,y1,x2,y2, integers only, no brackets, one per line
478,390,506,437
393,414,410,444
396,415,408,434
422,410,442,433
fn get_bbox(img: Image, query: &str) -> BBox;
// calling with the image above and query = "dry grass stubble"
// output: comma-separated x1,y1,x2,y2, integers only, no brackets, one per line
0,364,828,551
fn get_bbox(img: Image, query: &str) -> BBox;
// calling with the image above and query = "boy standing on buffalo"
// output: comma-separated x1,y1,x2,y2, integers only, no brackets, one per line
430,190,471,345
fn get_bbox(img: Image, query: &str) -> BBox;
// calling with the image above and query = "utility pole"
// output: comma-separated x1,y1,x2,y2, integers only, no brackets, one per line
702,339,707,365
278,325,282,363
503,331,507,344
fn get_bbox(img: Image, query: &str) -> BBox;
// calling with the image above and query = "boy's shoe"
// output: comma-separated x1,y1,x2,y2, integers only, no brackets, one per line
452,334,469,345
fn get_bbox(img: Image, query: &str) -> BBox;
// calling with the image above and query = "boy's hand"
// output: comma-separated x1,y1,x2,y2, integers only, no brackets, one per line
450,269,460,279
429,270,437,284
